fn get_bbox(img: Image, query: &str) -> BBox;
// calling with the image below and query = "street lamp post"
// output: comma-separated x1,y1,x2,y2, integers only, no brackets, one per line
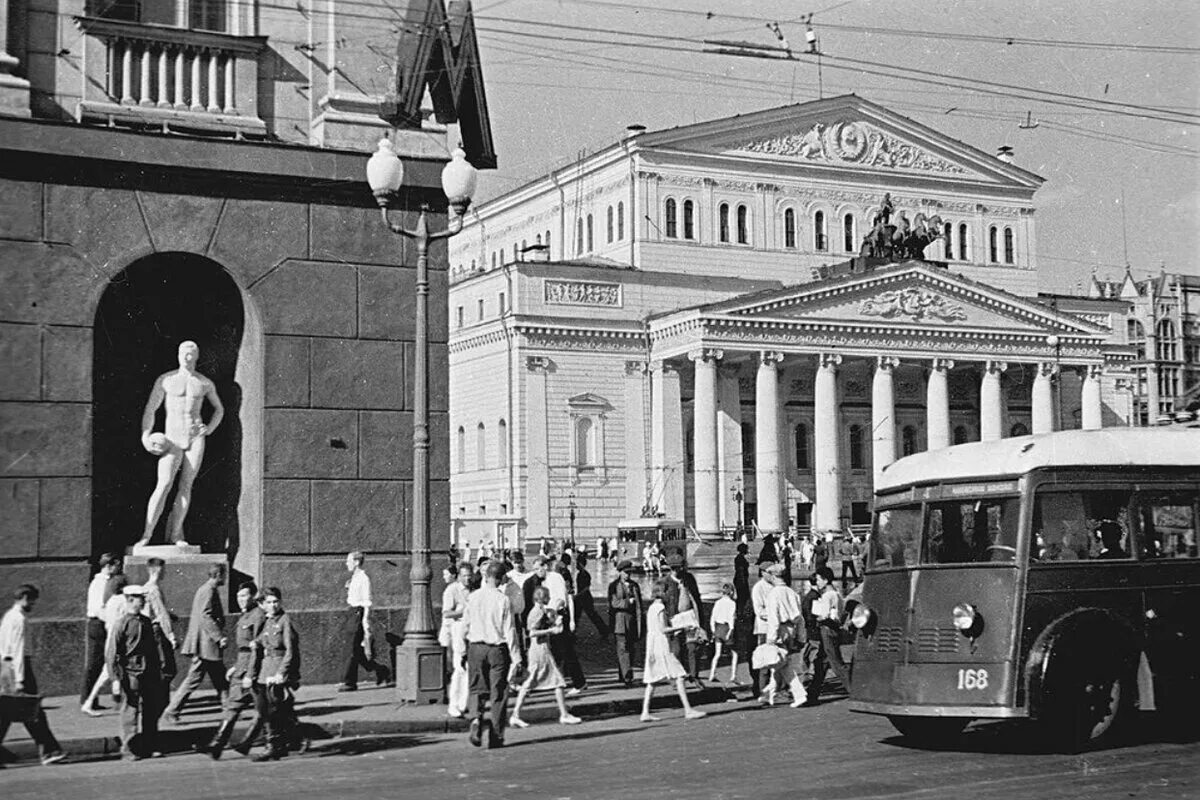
367,139,477,704
568,493,577,552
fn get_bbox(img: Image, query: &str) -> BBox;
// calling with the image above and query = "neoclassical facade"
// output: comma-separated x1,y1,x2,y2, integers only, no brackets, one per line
447,96,1135,548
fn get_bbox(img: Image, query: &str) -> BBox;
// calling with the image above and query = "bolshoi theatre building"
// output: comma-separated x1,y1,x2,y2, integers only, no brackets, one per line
447,95,1137,550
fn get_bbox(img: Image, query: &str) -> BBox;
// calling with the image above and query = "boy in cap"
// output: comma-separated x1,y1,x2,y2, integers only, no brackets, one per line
108,584,166,760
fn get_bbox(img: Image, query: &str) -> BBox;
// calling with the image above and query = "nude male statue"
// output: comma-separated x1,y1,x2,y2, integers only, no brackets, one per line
135,340,225,548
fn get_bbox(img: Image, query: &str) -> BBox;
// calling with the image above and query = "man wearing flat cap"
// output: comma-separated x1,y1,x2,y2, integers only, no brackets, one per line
108,585,167,760
606,560,643,687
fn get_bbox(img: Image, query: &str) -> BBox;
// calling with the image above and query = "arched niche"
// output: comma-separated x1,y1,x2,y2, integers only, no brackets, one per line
91,252,263,580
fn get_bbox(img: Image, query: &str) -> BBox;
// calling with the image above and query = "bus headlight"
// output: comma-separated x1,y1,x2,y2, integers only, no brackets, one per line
952,603,979,634
851,604,873,630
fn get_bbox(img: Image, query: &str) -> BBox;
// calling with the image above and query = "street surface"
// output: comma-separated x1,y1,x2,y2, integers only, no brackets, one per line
3,696,1195,800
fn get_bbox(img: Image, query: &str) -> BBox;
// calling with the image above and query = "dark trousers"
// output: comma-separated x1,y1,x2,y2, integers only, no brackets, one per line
81,617,105,702
466,643,510,740
0,661,61,758
613,631,638,684
166,656,228,716
574,593,609,637
342,607,384,687
251,683,291,754
840,559,859,587
819,624,852,690
549,631,586,689
119,675,162,756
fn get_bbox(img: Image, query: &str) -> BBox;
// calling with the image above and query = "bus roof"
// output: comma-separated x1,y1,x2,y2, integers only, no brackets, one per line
876,429,1200,493
617,518,686,530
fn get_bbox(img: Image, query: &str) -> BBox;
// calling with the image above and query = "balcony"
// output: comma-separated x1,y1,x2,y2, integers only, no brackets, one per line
73,17,268,138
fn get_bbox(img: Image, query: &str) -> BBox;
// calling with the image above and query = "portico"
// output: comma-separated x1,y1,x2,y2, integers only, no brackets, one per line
647,261,1117,538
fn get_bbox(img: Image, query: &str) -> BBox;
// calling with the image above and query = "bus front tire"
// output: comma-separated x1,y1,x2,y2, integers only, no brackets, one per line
887,716,968,745
1041,656,1133,753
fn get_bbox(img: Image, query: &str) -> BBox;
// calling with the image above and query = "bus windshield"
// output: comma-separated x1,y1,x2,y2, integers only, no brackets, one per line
871,497,1021,567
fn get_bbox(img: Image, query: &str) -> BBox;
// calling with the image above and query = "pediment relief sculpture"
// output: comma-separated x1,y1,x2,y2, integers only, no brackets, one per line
737,119,968,175
859,287,968,324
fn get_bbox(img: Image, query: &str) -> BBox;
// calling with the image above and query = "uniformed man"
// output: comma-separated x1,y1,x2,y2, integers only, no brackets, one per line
195,582,263,759
107,585,165,761
247,586,299,762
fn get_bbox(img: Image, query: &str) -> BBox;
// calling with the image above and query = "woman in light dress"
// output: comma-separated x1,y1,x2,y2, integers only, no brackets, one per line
640,580,707,722
707,583,739,684
509,586,582,728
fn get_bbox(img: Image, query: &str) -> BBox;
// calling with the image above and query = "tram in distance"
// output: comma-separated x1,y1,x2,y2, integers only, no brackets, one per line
847,428,1200,751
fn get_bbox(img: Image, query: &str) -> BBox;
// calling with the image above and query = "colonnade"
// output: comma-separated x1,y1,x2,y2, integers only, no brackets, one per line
651,350,1106,538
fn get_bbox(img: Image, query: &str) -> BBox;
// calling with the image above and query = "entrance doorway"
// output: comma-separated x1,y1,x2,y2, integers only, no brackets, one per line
92,253,248,559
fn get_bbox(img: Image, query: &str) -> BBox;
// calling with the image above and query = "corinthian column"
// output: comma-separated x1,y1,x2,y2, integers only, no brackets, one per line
980,361,1007,442
926,358,954,450
1081,364,1103,430
872,356,899,480
1031,362,1058,434
755,351,784,535
690,349,723,536
813,353,842,536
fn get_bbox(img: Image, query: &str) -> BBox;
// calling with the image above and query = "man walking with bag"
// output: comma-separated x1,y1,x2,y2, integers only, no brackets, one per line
0,584,66,766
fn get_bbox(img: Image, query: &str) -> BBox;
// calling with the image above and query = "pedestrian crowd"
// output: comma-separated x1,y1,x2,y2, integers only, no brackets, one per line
0,534,861,764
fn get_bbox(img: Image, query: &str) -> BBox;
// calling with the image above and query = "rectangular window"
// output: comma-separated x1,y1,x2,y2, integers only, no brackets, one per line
1137,491,1198,559
477,298,484,320
925,498,1021,564
456,306,464,328
870,506,922,568
1033,489,1133,561
851,501,871,525
498,292,506,313
795,503,812,528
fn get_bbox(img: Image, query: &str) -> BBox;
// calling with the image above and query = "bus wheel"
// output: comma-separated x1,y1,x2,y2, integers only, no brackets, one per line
1042,657,1131,752
887,716,968,745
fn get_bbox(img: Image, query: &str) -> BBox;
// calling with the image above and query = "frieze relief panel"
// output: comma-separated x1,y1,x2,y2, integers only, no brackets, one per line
859,288,968,323
735,119,970,175
544,279,623,307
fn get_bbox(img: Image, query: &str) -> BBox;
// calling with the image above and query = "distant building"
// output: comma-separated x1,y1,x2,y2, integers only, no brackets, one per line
0,0,491,691
447,95,1133,551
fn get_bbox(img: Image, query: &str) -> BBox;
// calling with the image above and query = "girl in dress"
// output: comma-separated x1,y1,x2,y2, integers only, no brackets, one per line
509,586,582,728
641,580,707,722
707,583,739,684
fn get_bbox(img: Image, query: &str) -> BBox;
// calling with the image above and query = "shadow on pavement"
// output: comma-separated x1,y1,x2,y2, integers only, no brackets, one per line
309,734,447,757
500,725,654,749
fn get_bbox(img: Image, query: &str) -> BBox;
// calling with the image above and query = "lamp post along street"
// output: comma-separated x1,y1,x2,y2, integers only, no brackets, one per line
367,138,476,704
568,493,577,552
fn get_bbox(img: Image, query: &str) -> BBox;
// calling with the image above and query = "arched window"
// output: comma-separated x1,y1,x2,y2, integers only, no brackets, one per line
576,219,584,255
736,204,749,244
682,200,695,239
1157,320,1178,360
617,202,625,239
794,423,809,469
849,424,865,469
741,422,755,469
957,223,969,261
814,211,827,251
586,214,594,251
783,209,796,248
497,419,508,468
469,258,476,271
665,199,678,238
943,222,953,259
456,426,466,472
1010,422,1029,437
719,203,731,243
545,230,552,258
491,252,496,269
606,206,614,243
953,425,970,445
988,226,999,263
535,234,542,246
476,422,486,470
901,425,917,456
575,417,594,466
1003,227,1015,264
843,213,855,252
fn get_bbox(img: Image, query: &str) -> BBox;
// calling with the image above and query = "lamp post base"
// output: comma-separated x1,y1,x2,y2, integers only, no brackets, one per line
394,635,445,705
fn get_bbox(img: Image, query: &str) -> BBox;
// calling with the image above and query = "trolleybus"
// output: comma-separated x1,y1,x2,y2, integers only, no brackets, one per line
848,428,1199,750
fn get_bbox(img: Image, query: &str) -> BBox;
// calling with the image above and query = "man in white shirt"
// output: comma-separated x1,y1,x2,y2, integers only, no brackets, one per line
338,551,388,691
81,552,122,706
442,562,474,717
461,562,522,749
763,564,808,708
749,561,775,701
811,566,851,694
1,584,67,765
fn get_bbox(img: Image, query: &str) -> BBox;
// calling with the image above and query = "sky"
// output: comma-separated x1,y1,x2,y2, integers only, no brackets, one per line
458,0,1200,294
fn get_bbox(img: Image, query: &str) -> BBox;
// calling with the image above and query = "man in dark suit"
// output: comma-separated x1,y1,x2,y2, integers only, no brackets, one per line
164,563,228,723
606,560,642,687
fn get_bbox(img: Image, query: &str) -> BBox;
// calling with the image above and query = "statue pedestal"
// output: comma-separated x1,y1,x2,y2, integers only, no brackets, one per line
131,543,202,557
125,549,228,612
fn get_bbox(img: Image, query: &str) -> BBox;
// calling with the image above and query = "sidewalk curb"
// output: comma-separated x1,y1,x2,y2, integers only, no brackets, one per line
1,687,733,764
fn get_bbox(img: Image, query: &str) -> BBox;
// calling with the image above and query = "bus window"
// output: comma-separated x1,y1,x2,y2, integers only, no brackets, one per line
871,506,922,568
1137,491,1198,559
1032,489,1133,561
925,498,1020,564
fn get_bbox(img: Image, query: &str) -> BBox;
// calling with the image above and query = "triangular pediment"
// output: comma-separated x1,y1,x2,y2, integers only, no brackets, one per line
640,95,1042,188
709,263,1103,334
567,392,612,411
